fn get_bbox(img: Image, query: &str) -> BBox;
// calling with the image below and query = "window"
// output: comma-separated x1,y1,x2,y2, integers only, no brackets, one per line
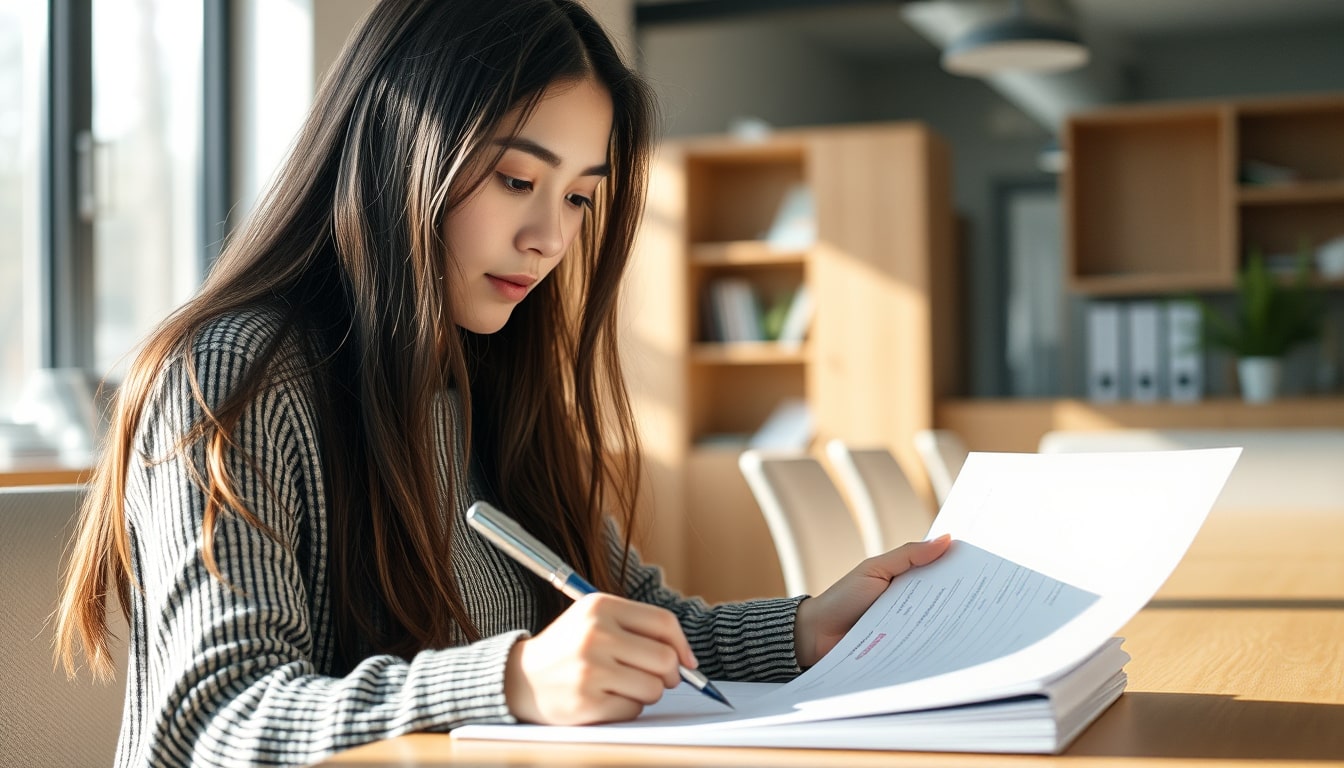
90,0,204,377
0,1,44,410
1,0,221,422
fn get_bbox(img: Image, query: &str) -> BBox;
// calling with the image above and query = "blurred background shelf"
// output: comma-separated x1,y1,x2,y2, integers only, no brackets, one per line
623,122,956,601
937,396,1344,454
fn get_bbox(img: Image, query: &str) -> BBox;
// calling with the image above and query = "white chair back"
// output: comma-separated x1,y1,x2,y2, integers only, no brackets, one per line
0,485,127,766
1038,428,1344,512
825,440,933,555
738,450,867,596
913,429,968,508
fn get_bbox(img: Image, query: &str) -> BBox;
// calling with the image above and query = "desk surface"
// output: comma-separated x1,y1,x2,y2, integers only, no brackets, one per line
1155,509,1344,602
0,464,90,488
320,607,1344,766
320,508,1344,767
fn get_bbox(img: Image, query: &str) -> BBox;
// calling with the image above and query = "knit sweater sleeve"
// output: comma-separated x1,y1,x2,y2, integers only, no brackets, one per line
118,323,521,768
607,526,805,683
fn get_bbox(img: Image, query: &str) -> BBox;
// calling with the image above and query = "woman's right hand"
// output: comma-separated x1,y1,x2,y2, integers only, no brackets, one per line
503,593,697,725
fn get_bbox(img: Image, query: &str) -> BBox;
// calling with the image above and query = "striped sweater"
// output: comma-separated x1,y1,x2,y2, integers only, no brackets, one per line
116,310,804,767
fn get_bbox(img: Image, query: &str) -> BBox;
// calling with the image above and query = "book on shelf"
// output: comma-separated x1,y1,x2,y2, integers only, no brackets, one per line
454,447,1240,754
1238,158,1301,186
706,278,763,343
776,285,813,345
759,286,812,344
765,183,815,251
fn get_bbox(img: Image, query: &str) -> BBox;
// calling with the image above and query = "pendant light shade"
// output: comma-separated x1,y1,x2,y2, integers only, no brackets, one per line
942,0,1089,76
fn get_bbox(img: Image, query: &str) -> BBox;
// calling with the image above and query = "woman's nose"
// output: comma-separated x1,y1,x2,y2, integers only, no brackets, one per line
516,198,567,258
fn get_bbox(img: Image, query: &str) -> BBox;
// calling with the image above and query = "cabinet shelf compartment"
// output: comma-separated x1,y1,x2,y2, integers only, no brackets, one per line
685,147,807,244
1239,199,1344,264
690,260,806,343
1238,99,1344,185
688,362,805,446
1066,106,1234,291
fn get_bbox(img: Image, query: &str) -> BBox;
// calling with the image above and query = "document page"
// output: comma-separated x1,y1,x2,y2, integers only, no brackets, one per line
779,541,1097,703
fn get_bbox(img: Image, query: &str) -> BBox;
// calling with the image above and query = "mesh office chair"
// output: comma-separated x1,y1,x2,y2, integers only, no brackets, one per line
0,485,127,766
913,429,968,508
738,450,867,597
825,440,934,556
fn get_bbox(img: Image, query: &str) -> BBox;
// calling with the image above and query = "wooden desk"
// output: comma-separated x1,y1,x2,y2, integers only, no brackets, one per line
320,507,1344,766
0,464,90,488
319,608,1344,766
1155,509,1344,602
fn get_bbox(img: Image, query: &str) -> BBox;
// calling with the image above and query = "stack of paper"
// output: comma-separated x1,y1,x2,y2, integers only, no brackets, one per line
455,448,1240,754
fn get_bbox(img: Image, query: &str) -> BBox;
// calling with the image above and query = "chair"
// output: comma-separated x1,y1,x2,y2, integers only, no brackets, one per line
913,429,968,508
824,440,933,556
0,485,127,766
738,450,867,596
1038,428,1344,512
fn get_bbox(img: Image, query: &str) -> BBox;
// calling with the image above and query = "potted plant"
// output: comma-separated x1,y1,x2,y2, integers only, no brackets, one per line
1198,247,1324,403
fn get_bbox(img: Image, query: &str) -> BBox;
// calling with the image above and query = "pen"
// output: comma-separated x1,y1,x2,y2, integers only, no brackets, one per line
466,500,733,709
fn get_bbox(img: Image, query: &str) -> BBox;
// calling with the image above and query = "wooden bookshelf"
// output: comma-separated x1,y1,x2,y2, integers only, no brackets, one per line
1065,94,1344,295
622,123,956,602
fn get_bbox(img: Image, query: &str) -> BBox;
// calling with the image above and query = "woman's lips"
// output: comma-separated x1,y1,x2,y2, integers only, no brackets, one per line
486,273,535,302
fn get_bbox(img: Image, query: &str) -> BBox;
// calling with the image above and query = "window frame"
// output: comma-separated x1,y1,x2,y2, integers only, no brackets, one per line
36,0,231,374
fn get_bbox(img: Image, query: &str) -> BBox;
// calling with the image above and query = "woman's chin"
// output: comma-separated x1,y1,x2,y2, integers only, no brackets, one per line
455,310,513,335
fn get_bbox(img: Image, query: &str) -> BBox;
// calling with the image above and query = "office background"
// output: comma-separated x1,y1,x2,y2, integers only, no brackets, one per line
5,0,1344,428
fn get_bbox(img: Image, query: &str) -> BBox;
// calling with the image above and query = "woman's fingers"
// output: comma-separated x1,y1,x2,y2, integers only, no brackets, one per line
794,535,954,668
594,594,699,672
864,534,953,580
504,594,694,725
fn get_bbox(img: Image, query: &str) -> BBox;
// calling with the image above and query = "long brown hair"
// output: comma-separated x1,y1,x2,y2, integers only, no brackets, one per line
57,0,656,678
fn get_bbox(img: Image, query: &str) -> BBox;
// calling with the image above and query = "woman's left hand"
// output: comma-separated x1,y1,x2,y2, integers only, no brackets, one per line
793,534,952,668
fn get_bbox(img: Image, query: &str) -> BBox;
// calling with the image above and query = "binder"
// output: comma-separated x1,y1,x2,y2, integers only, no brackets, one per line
1086,302,1122,402
1127,301,1162,402
1166,301,1203,402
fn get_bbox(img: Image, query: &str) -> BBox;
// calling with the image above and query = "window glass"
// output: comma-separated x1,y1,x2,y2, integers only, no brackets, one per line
91,0,202,379
0,1,44,414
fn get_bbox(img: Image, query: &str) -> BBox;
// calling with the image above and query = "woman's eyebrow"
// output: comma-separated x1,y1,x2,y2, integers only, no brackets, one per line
496,137,610,177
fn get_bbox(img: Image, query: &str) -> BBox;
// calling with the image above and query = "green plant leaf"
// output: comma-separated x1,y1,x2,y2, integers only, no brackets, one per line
1194,245,1324,358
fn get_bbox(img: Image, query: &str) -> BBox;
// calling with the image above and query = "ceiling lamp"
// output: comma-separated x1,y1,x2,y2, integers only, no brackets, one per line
942,0,1089,77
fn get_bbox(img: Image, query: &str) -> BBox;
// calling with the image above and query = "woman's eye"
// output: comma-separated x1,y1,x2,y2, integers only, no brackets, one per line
498,173,532,192
566,193,594,210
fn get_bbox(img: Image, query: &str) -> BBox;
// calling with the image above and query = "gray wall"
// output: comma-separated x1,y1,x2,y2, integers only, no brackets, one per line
638,20,864,137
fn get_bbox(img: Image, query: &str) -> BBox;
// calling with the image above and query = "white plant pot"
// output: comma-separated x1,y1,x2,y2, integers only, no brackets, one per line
1237,356,1282,404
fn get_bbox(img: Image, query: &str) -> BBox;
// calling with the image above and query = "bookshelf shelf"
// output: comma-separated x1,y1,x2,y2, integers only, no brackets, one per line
1070,272,1236,296
937,396,1344,454
690,342,809,365
1237,180,1344,205
689,241,807,266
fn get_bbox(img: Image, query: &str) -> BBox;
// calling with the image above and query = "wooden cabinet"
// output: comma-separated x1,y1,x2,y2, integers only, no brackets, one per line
622,123,956,603
953,95,1344,457
1065,94,1344,295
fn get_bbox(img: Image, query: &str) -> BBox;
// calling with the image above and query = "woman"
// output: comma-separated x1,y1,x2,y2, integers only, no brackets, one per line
56,1,950,765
